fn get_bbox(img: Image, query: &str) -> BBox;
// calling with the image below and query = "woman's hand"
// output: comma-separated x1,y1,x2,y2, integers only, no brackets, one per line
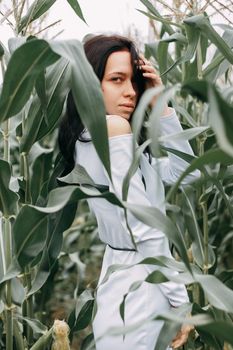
138,55,171,116
138,54,163,89
171,323,194,349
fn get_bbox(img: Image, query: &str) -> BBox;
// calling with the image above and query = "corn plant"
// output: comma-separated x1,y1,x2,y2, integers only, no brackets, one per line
0,0,233,349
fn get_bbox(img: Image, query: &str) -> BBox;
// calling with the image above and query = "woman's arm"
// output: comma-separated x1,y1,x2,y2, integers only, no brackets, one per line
139,56,200,185
152,108,201,185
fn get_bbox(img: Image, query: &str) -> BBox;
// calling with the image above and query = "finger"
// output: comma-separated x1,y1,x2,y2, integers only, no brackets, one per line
142,72,160,78
141,64,156,73
171,331,182,344
142,72,162,84
171,334,189,348
137,57,153,67
171,338,187,349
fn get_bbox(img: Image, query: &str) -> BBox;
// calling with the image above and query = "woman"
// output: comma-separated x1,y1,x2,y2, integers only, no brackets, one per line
59,35,197,349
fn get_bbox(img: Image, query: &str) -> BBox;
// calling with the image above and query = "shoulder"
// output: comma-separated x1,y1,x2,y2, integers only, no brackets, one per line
106,115,132,138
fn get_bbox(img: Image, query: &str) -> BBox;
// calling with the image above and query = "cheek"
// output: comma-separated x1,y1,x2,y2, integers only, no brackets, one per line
102,87,115,103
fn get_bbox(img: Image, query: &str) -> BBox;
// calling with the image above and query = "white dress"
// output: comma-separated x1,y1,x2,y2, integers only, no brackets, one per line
75,109,199,350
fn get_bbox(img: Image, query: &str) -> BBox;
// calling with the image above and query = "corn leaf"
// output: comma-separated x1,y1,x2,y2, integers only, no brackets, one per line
125,202,191,273
66,0,86,23
184,14,233,64
0,39,60,123
0,160,18,216
139,0,175,34
20,57,71,152
50,40,111,179
18,0,57,33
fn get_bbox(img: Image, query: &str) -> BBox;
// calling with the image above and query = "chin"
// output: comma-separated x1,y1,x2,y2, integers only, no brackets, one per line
119,112,131,120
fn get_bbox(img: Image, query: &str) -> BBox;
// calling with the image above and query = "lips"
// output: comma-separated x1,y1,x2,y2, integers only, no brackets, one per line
120,103,135,109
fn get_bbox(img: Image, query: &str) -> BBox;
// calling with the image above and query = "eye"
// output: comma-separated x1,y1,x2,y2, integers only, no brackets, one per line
111,77,122,83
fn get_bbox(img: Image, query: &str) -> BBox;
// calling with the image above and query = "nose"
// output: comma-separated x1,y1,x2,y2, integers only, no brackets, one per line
123,80,137,98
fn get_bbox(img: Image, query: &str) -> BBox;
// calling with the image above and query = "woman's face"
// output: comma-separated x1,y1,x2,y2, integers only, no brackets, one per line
101,50,138,120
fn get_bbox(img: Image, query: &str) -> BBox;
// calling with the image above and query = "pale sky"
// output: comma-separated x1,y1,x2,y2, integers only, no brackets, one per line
49,0,149,39
1,0,230,47
1,0,150,46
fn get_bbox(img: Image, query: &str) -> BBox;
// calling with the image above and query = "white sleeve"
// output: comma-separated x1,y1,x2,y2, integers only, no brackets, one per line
153,108,200,185
107,134,189,307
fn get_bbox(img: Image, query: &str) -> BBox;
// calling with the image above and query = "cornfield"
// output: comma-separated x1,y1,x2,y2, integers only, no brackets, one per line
0,0,233,349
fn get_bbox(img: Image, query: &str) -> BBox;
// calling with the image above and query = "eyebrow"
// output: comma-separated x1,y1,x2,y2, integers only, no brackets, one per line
106,72,127,77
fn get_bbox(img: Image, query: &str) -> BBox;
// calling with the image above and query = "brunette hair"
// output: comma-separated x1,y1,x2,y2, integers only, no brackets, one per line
58,34,146,173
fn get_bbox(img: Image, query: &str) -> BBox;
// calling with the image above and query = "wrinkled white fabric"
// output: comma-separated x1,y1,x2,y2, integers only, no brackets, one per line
75,109,199,349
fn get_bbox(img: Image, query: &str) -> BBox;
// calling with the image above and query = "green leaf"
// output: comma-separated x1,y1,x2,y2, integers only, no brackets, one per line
18,315,47,335
27,248,51,296
166,148,233,201
119,281,143,324
0,160,18,216
139,0,176,34
0,42,10,65
182,80,233,157
20,57,71,153
33,185,122,214
132,85,164,143
170,102,197,127
148,85,179,157
80,333,95,350
184,56,198,81
106,305,210,338
125,202,191,272
66,0,86,23
57,164,97,187
30,150,53,204
146,270,169,283
157,41,169,84
122,139,151,201
0,257,21,285
50,40,111,179
183,14,233,64
222,86,233,103
208,85,233,157
160,32,187,44
28,203,77,296
154,305,192,350
99,254,195,288
47,153,69,192
139,256,194,273
160,22,200,77
145,42,181,83
159,126,209,142
29,327,53,350
18,0,56,33
163,24,200,74
11,278,26,305
197,321,233,348
204,29,233,81
99,257,233,312
200,32,209,65
194,274,233,313
0,39,60,123
154,321,180,350
146,269,233,313
182,188,205,266
0,42,4,58
74,289,94,331
137,9,180,31
13,206,48,267
35,69,48,125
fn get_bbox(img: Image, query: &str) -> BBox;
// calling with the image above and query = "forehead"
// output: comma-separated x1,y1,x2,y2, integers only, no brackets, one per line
104,50,133,75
